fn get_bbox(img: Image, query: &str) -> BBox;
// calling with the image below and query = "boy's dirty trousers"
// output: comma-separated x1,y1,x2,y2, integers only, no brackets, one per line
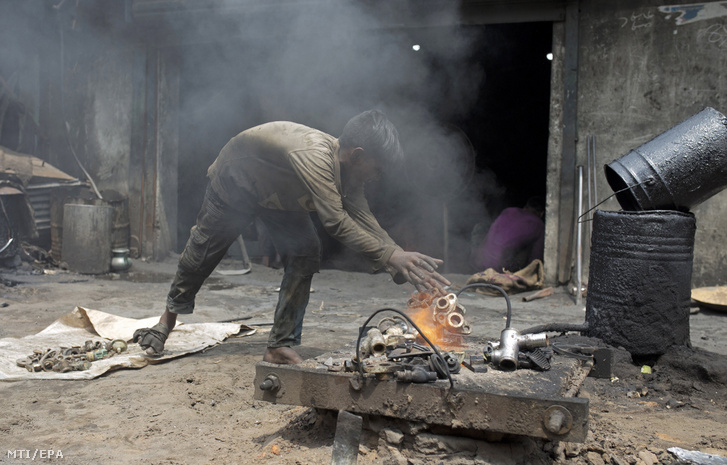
166,184,321,348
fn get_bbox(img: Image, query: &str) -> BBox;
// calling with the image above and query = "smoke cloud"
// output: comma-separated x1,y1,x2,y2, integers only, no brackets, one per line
1,1,540,272
157,2,501,271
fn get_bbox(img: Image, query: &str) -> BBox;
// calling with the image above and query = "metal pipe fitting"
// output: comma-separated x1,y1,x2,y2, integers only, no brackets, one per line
435,293,457,314
431,293,471,334
360,328,387,358
447,311,465,329
488,329,549,371
382,326,414,347
518,332,549,350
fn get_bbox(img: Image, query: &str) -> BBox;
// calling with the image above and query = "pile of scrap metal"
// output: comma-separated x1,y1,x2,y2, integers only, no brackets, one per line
0,145,85,266
355,322,461,384
348,291,470,385
348,284,556,385
255,284,597,445
16,339,127,373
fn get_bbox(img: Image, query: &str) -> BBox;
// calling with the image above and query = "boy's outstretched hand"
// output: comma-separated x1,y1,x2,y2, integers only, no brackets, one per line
387,250,451,292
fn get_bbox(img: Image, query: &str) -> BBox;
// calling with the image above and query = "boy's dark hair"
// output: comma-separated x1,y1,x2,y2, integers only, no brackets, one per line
339,110,404,166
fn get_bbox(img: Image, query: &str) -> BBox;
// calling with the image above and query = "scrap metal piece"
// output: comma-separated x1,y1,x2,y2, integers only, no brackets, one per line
667,447,727,465
395,367,438,383
359,328,386,358
106,339,128,353
215,236,252,275
462,354,488,373
588,348,614,379
387,346,433,360
486,329,549,371
362,360,404,381
331,410,363,465
691,286,727,312
344,360,358,373
348,375,362,391
522,287,554,302
377,316,411,334
441,352,461,374
519,348,552,371
15,357,33,371
428,353,450,379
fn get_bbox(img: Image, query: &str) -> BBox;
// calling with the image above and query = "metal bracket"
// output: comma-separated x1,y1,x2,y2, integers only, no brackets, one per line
588,348,614,379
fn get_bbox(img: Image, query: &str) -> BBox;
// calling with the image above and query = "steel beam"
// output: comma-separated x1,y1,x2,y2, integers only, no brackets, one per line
254,359,589,443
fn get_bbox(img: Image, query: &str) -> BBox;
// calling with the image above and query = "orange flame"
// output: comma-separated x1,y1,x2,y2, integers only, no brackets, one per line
405,290,464,351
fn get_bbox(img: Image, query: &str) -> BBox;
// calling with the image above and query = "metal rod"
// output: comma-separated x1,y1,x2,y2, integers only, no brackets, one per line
442,201,449,274
586,136,593,257
591,135,598,205
589,135,598,253
214,235,252,276
575,166,584,306
587,136,593,219
65,122,103,200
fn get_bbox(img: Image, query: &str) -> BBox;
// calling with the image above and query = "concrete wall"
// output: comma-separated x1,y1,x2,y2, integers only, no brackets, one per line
0,2,43,156
127,47,180,259
83,50,134,197
577,0,727,287
45,16,178,260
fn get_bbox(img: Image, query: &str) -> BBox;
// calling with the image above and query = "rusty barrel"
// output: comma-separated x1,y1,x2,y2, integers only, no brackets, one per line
585,209,696,357
605,106,727,211
51,192,129,262
62,203,113,274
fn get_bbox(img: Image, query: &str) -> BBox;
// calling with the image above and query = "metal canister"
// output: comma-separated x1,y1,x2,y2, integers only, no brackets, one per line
605,106,727,211
585,209,696,357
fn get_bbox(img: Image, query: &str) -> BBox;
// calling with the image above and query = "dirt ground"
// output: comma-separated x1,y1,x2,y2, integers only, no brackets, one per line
0,256,726,465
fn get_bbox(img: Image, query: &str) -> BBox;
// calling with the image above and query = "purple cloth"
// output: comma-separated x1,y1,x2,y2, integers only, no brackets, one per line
474,207,544,272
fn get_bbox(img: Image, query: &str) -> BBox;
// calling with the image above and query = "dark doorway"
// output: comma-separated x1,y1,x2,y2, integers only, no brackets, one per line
176,20,552,273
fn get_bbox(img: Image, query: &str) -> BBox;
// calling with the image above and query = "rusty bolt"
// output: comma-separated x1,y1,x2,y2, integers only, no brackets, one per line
259,374,280,392
543,405,573,435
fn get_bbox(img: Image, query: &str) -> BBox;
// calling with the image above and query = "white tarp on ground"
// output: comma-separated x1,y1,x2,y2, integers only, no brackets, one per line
0,307,255,381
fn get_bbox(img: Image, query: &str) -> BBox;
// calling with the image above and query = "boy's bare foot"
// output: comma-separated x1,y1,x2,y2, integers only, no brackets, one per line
263,347,303,364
